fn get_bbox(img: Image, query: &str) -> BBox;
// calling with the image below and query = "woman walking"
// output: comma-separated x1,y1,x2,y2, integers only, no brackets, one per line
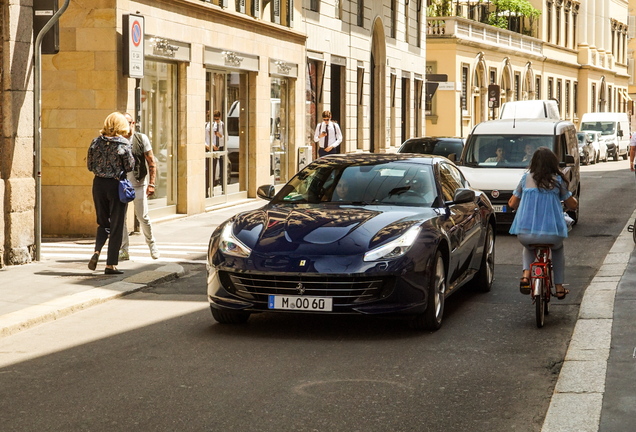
86,112,135,274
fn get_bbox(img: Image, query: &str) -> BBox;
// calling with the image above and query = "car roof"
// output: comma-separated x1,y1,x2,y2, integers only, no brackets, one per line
404,136,463,142
471,119,574,135
319,153,442,165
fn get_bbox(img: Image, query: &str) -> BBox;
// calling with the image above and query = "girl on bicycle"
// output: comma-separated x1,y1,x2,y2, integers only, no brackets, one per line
507,147,578,299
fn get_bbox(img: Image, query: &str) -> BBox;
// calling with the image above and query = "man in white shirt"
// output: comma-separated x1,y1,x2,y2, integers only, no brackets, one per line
119,113,160,260
630,131,636,173
313,110,343,158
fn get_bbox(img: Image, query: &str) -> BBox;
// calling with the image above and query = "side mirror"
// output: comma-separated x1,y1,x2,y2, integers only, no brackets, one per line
618,130,624,137
447,153,456,162
560,154,575,167
446,188,475,205
257,184,276,200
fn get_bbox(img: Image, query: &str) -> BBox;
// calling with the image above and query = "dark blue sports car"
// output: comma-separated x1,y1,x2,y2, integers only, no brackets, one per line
207,154,496,330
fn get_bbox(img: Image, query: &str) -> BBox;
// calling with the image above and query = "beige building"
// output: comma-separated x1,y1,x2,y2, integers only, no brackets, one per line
0,0,36,266
38,0,426,237
426,0,630,137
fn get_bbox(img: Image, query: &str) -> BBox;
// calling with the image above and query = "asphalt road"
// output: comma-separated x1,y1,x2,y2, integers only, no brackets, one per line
0,162,634,431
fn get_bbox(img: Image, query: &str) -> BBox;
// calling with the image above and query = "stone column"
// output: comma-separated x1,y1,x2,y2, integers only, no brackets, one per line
587,0,595,49
1,0,35,266
595,0,604,54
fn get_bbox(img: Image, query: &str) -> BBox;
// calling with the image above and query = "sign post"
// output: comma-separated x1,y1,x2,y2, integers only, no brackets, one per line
123,14,145,130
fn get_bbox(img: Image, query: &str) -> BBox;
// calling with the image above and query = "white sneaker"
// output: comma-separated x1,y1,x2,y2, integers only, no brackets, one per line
149,242,160,260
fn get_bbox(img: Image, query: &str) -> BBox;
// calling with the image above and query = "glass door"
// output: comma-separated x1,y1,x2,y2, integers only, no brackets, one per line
206,70,249,205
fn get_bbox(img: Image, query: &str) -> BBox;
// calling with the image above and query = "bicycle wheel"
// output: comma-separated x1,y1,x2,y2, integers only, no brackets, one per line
535,278,545,328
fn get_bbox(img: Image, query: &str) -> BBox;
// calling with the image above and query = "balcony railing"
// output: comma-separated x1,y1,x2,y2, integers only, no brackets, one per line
427,17,543,56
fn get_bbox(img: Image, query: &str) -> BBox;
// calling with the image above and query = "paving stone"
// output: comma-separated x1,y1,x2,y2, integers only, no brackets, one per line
579,290,616,319
542,393,603,432
569,319,612,351
555,360,607,393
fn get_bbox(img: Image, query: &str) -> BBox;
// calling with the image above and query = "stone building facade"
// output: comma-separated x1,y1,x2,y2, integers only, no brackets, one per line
0,0,36,267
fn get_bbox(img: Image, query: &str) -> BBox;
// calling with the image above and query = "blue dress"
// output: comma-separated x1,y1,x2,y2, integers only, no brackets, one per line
509,172,572,237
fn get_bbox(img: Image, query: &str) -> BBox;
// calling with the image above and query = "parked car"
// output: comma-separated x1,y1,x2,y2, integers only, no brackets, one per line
458,118,580,225
207,154,496,331
580,112,630,161
397,137,465,162
498,100,560,120
586,131,607,163
577,131,595,165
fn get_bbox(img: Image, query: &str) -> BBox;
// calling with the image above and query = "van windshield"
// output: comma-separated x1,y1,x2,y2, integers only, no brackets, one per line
581,121,616,136
463,134,555,168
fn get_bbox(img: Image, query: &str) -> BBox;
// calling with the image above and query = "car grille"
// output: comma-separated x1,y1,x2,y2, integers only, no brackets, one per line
483,190,513,205
219,271,395,307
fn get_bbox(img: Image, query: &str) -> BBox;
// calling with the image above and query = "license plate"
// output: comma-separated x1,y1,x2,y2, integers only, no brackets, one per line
492,205,506,213
268,295,333,311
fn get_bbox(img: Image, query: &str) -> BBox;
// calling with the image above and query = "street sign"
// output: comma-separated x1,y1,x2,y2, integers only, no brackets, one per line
425,82,440,102
438,82,456,91
426,74,448,82
123,14,145,79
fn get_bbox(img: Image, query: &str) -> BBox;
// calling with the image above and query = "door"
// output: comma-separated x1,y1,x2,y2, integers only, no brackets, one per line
206,71,249,205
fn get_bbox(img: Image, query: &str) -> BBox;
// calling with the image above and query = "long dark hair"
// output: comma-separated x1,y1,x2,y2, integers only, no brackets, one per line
529,146,569,190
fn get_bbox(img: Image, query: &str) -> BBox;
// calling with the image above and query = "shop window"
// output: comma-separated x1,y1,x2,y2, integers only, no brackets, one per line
401,77,411,144
357,66,364,149
414,79,423,136
271,77,289,185
306,60,320,148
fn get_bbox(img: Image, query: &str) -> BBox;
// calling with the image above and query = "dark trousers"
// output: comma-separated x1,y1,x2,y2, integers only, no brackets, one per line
318,146,337,158
92,176,128,265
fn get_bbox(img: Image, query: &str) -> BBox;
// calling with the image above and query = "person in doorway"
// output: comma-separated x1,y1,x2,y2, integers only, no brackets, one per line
314,110,343,158
86,112,135,274
508,147,578,299
209,110,225,186
119,113,160,261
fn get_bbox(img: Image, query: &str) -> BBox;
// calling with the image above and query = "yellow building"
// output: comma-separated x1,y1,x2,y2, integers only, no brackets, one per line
426,0,630,137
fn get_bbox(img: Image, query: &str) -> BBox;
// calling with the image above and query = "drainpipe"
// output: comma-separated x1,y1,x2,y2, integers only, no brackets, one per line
34,0,71,261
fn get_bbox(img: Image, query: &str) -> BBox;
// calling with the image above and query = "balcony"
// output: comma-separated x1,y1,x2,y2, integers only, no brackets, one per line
427,17,543,56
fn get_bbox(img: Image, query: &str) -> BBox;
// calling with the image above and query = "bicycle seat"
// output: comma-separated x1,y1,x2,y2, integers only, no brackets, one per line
529,244,553,249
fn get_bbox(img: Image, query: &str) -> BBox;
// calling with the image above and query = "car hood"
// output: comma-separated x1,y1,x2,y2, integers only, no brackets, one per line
231,204,438,255
459,166,525,192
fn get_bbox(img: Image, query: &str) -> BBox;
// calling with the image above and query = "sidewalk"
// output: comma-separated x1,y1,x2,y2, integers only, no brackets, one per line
0,199,265,338
542,208,636,432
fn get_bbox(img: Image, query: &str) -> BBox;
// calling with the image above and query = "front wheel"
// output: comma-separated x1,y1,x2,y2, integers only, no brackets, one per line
590,150,597,165
613,148,619,161
535,278,545,328
411,251,446,331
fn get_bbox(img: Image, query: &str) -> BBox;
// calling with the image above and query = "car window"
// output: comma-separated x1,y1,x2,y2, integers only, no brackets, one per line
439,163,463,202
463,134,554,168
274,161,437,206
399,139,463,159
581,121,616,135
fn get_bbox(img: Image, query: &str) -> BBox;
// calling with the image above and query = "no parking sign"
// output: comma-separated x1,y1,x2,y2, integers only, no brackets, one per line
123,14,145,79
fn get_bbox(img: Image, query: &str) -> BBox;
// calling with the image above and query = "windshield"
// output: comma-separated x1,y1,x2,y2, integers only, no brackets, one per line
463,134,555,168
577,132,587,145
273,161,437,206
399,139,463,159
581,121,616,136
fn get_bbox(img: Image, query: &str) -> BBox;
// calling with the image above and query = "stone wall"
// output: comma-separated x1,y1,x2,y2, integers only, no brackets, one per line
1,0,35,265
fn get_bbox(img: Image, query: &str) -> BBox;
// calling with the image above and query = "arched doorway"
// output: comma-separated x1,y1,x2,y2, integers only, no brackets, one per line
599,76,607,112
472,52,487,125
499,58,513,106
370,18,386,153
522,62,535,100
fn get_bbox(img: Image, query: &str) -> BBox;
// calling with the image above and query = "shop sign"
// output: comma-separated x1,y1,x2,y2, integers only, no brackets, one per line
269,59,298,78
145,36,191,62
123,14,144,78
204,47,260,72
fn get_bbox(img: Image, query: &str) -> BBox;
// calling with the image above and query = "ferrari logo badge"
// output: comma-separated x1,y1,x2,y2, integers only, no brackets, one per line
299,260,306,266
296,283,306,295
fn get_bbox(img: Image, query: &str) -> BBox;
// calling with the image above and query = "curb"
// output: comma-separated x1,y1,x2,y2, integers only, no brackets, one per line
0,263,185,339
541,209,636,432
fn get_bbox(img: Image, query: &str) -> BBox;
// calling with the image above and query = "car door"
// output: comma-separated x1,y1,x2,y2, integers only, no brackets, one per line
438,162,476,285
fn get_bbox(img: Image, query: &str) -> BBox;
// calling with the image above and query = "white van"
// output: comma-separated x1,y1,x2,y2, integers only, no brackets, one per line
499,100,560,120
459,118,580,224
579,112,630,161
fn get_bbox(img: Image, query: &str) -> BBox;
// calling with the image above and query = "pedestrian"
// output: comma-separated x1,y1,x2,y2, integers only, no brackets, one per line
313,110,342,158
507,147,578,299
119,113,160,261
629,129,636,174
86,112,135,274
209,110,224,186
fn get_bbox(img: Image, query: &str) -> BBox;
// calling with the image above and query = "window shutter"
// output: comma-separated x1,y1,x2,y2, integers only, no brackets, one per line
288,0,293,27
221,0,228,8
273,0,281,24
238,0,245,13
629,15,636,39
253,0,260,17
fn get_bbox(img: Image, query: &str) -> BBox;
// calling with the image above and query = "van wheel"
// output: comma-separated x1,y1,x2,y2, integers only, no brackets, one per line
613,150,619,161
590,150,596,165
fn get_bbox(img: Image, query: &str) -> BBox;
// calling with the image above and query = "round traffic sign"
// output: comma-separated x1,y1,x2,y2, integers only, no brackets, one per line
132,21,142,47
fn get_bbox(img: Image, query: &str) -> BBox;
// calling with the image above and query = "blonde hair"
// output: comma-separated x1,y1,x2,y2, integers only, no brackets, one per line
100,112,129,137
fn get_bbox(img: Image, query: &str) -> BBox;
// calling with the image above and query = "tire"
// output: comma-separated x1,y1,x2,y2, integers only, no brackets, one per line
613,149,619,161
472,223,495,292
582,151,589,166
603,151,608,162
590,150,596,165
211,306,250,324
535,278,545,328
411,251,446,331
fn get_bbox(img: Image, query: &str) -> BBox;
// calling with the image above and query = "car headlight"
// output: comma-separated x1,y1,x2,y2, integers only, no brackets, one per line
219,222,251,258
364,225,421,262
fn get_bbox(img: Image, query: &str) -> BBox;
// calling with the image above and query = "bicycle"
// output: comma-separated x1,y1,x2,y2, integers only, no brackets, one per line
528,244,554,328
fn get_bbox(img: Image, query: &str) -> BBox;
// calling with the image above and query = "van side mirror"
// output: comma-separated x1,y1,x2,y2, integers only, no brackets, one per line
257,185,276,200
618,130,624,137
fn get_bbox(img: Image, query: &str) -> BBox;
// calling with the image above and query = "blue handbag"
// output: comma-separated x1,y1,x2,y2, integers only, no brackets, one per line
118,172,135,203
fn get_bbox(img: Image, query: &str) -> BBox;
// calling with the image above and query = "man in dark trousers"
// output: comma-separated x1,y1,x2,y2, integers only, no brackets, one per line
313,110,343,158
